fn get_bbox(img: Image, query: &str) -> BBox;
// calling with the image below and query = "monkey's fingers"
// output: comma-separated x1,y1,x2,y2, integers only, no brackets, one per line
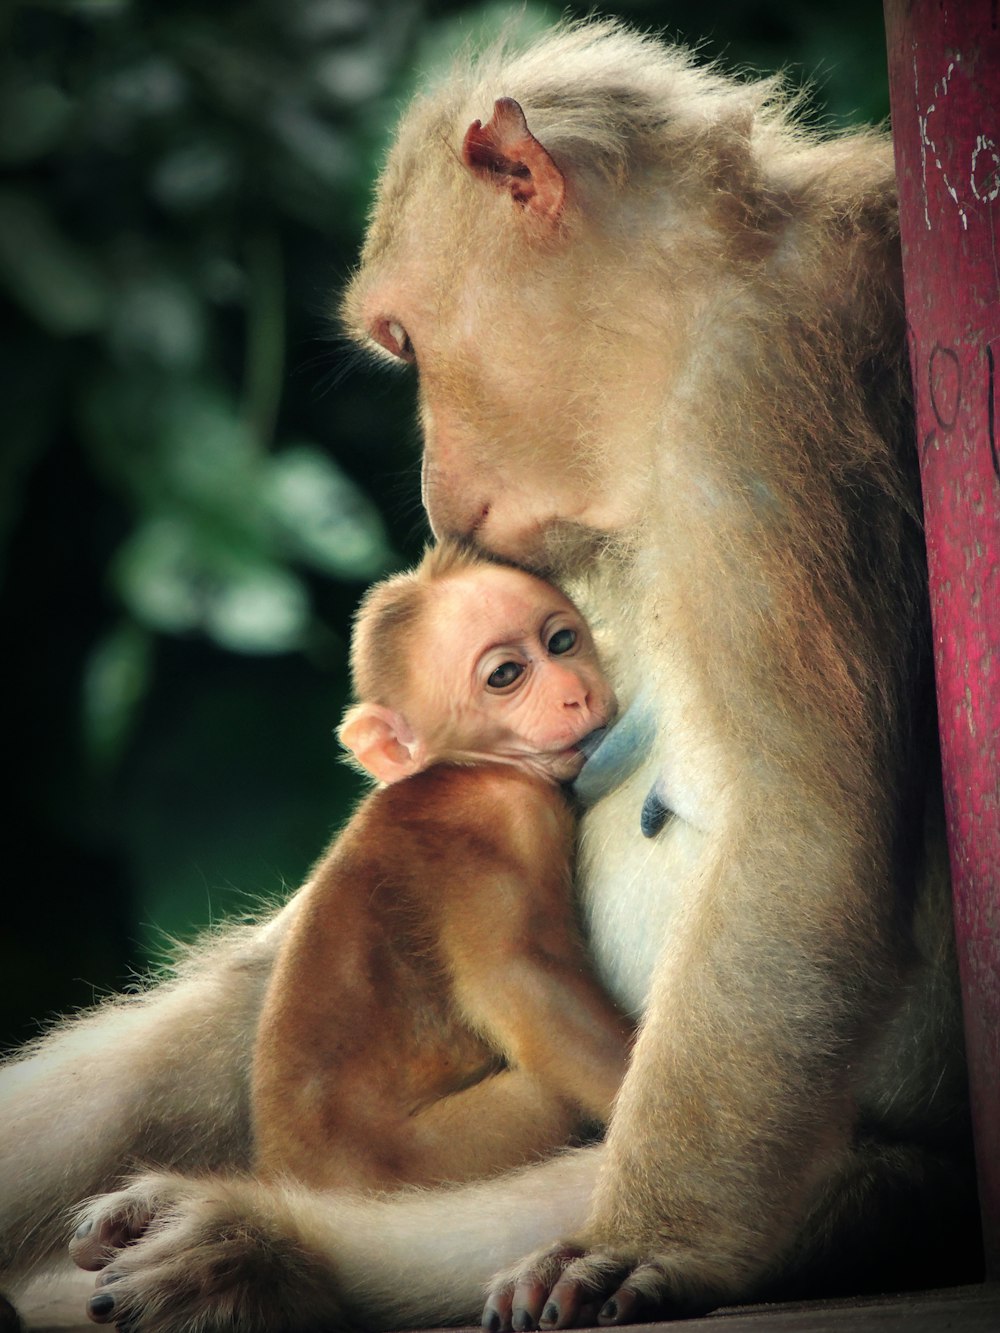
482,1245,584,1332
504,1250,702,1330
593,1259,684,1324
69,1178,168,1271
535,1254,634,1329
74,1181,349,1333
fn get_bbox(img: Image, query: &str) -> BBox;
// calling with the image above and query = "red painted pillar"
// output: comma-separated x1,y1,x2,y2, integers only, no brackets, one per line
883,0,1000,1280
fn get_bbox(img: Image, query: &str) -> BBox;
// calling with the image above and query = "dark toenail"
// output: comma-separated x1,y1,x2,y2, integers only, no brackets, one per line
88,1293,116,1318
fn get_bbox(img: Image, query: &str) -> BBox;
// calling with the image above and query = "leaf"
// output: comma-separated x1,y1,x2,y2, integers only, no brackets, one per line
150,142,239,212
204,562,310,654
266,444,395,580
113,512,310,654
82,621,154,770
0,187,109,335
0,79,73,165
80,373,265,527
112,514,207,636
107,274,208,369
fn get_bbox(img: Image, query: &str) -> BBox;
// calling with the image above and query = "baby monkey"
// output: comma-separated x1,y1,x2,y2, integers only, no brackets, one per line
252,542,631,1191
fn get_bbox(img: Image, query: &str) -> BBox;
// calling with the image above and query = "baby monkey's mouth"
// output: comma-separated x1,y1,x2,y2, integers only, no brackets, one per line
574,726,609,760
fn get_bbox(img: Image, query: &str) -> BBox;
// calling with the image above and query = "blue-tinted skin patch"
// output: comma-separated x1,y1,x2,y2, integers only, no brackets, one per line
572,689,673,836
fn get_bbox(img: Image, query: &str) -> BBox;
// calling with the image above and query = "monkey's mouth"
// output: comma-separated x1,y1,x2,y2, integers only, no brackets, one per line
574,727,609,760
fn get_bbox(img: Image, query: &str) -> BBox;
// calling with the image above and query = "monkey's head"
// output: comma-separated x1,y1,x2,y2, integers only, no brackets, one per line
342,27,765,568
338,544,616,786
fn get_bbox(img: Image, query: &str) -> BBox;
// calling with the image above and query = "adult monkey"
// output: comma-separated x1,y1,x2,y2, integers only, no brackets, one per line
0,19,979,1333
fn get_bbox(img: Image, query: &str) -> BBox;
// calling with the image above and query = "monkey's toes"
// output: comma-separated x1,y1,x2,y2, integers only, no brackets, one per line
483,1245,588,1332
72,1180,352,1333
485,1248,698,1330
70,1182,161,1270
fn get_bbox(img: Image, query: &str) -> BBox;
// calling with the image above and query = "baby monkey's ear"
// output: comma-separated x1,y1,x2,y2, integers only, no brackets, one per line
338,704,426,785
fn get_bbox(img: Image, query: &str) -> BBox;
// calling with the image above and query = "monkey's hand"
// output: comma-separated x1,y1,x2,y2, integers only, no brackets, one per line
482,1243,706,1330
69,1172,353,1333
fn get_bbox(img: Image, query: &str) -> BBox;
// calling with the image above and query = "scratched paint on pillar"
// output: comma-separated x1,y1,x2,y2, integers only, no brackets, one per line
884,0,1000,1281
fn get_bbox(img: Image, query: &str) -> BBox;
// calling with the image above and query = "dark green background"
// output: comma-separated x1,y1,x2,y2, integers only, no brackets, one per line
0,0,892,1050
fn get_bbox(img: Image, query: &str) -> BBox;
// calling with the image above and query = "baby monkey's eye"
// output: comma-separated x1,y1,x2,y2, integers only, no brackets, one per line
487,661,525,690
547,628,577,655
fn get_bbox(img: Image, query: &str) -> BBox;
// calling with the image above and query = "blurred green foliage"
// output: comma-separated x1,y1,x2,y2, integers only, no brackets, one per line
0,0,891,1048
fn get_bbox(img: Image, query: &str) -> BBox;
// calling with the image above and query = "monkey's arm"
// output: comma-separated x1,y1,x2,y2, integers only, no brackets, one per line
0,904,295,1279
456,945,632,1125
437,774,633,1124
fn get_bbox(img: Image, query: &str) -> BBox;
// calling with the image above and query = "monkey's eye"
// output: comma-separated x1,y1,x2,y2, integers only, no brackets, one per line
374,318,415,363
547,627,577,655
487,660,525,690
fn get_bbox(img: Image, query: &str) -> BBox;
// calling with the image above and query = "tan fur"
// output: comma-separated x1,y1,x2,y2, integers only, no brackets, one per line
252,763,630,1191
347,538,498,708
251,543,627,1192
0,19,977,1333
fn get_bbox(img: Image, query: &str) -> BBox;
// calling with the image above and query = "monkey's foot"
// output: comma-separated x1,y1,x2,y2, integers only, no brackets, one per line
69,1172,351,1332
482,1244,703,1330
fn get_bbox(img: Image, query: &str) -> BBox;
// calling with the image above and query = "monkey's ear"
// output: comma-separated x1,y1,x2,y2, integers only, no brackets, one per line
462,97,565,223
338,704,426,785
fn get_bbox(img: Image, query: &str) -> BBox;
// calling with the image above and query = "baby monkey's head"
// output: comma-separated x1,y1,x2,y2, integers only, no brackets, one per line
339,541,615,785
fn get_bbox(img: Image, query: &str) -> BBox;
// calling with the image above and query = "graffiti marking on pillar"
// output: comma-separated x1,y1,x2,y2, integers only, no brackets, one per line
914,51,999,233
915,51,933,230
988,345,1000,486
916,54,964,229
929,343,962,431
971,135,1000,203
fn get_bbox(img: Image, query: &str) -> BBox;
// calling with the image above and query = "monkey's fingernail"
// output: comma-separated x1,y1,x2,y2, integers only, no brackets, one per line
512,1310,536,1332
483,1311,502,1333
75,1219,94,1239
88,1293,116,1319
95,1271,120,1288
540,1302,560,1327
599,1299,619,1322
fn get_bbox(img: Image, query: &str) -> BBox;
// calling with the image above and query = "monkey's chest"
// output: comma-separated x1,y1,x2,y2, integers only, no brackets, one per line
576,758,705,1020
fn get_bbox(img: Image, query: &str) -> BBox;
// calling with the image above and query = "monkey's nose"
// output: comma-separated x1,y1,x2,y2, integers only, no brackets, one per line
562,688,590,712
551,665,590,711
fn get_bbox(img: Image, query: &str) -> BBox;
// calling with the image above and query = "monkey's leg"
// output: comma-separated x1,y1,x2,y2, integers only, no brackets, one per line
0,913,288,1282
482,1134,982,1329
261,1066,586,1193
385,1067,587,1186
764,1132,983,1300
67,1151,603,1333
482,774,915,1330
